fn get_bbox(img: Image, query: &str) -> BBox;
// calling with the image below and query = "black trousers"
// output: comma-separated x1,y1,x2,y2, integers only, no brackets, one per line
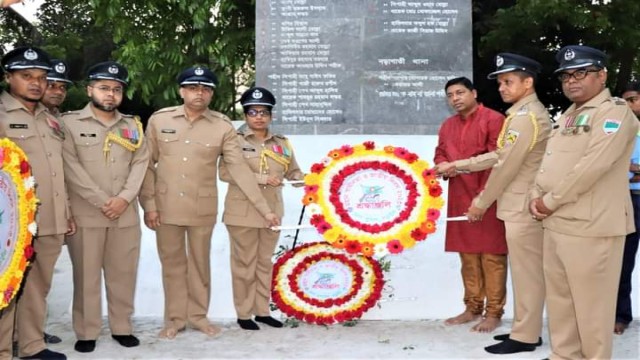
616,193,640,324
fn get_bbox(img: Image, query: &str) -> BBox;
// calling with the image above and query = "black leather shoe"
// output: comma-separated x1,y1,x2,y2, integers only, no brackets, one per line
493,333,542,346
19,349,67,360
255,316,283,328
112,334,140,347
74,340,96,353
237,319,260,330
43,332,62,344
485,338,539,354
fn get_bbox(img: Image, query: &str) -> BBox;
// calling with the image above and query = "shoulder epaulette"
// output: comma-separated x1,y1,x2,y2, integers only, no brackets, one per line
60,111,80,117
274,134,287,140
613,97,627,106
154,106,180,114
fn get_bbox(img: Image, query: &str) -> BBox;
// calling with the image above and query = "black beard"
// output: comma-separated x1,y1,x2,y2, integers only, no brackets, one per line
91,98,117,112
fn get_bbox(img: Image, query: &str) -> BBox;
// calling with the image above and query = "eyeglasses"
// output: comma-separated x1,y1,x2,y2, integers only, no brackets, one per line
246,109,271,117
91,85,123,94
557,69,601,82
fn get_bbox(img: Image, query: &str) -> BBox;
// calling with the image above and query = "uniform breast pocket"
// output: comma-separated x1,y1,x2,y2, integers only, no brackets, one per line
6,127,38,152
158,133,180,155
75,135,103,162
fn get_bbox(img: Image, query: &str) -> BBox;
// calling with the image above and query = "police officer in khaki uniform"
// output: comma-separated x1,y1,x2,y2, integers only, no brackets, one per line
441,54,551,354
530,45,638,360
62,61,148,354
139,67,280,340
221,87,304,330
1,46,73,360
41,59,72,117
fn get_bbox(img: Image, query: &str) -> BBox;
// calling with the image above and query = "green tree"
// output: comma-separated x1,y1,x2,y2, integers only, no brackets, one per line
89,0,256,119
477,0,640,113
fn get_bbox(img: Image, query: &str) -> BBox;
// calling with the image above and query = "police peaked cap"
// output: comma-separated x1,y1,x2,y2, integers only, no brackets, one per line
487,53,541,79
240,87,276,108
87,61,128,85
177,66,217,88
47,59,72,84
554,45,607,73
1,46,52,72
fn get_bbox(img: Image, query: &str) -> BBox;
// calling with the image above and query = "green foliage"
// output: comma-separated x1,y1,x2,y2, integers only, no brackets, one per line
89,0,256,118
477,0,640,112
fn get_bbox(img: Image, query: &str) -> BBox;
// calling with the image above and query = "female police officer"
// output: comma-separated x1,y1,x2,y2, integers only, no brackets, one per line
219,87,304,330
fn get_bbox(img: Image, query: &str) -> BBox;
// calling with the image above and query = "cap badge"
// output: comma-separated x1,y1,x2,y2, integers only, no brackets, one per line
24,49,38,61
564,49,575,61
496,55,504,67
194,68,204,76
54,63,66,74
108,65,119,74
252,89,263,99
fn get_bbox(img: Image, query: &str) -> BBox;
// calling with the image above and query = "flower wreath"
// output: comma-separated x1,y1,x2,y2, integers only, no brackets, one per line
272,242,384,325
303,141,444,258
0,138,38,311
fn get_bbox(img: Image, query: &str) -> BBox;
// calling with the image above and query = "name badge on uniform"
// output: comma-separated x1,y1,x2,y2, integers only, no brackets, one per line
242,147,256,152
9,123,28,129
80,133,97,137
161,129,176,134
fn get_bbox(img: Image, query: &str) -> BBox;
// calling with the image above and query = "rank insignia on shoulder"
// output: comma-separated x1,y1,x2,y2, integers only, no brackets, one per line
613,97,627,106
80,133,97,137
9,123,28,129
505,129,520,145
161,129,176,134
516,106,529,115
242,147,256,152
603,119,621,135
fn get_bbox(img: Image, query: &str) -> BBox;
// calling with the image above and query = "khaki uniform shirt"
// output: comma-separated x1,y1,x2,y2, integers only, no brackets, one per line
220,128,304,227
532,89,638,236
0,91,70,236
139,105,272,227
455,93,552,222
62,103,149,228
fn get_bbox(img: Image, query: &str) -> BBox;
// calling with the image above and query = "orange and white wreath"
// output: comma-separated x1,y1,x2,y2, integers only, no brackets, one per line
302,141,444,258
0,138,38,310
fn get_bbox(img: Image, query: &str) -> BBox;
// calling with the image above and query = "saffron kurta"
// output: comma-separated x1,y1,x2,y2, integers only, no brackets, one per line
434,104,507,254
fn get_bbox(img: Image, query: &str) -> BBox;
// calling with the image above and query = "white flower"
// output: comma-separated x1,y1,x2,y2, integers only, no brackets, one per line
306,204,322,215
374,243,389,258
28,222,38,236
23,176,36,190
321,157,332,165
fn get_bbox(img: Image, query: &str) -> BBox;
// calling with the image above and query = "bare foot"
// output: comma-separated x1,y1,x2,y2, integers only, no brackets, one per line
614,322,628,335
158,327,180,339
471,317,501,333
195,324,222,337
444,311,480,326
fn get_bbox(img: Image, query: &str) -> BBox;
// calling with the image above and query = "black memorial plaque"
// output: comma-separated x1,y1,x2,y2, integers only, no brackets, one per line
256,0,472,135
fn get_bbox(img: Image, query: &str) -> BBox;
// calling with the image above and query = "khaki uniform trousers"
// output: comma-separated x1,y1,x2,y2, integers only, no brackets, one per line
226,225,279,319
17,234,65,357
544,230,624,360
0,302,15,360
66,226,141,340
156,224,214,330
460,252,507,318
505,221,545,343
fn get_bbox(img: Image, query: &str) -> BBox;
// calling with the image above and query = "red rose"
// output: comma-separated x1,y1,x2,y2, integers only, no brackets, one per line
363,141,375,150
429,185,443,197
340,145,354,155
310,214,325,226
304,313,317,323
410,228,427,241
345,240,362,254
20,160,30,174
311,163,325,173
24,245,34,259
